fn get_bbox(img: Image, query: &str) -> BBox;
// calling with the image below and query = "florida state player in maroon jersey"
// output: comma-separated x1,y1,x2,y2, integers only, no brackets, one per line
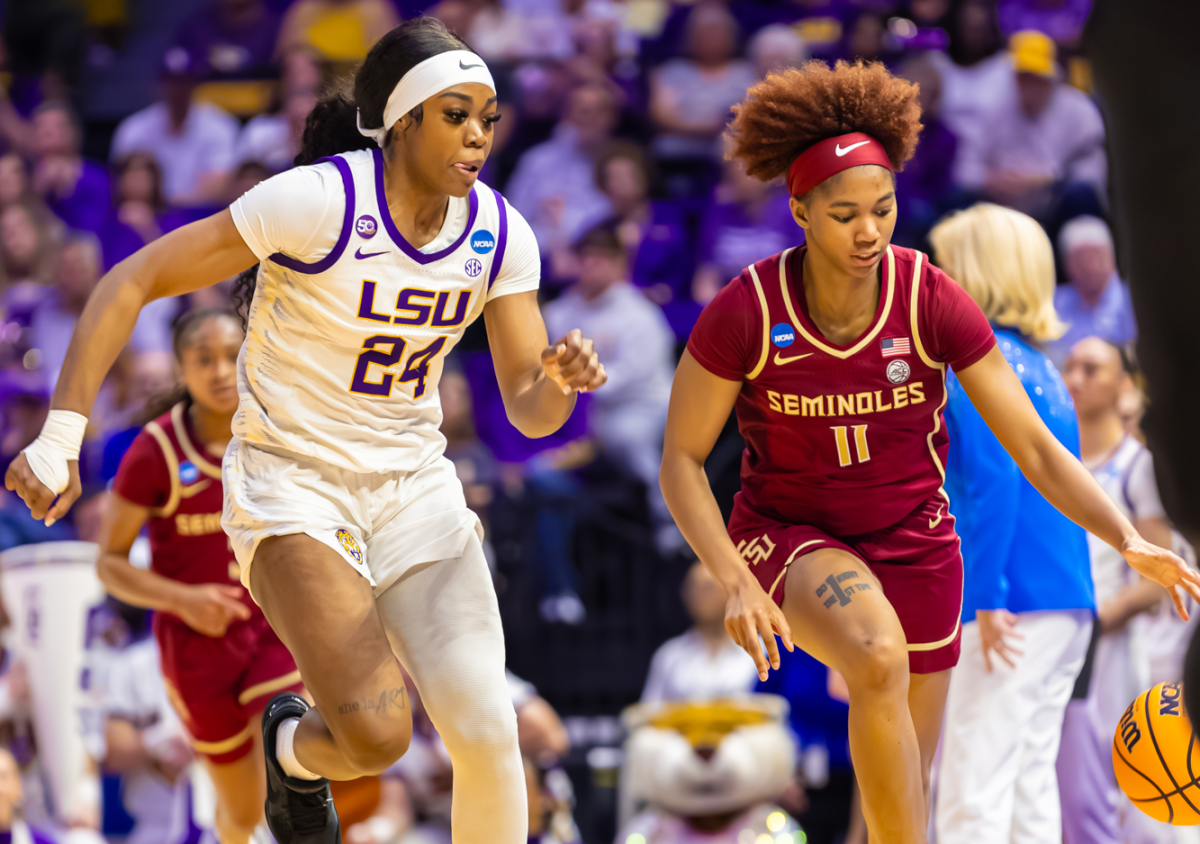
660,61,1200,843
96,309,302,844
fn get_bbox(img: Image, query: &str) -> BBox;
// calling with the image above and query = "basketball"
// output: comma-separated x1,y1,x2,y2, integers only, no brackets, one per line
1112,681,1200,824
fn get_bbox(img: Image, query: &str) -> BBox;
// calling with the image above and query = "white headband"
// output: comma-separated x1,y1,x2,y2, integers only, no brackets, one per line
356,50,496,147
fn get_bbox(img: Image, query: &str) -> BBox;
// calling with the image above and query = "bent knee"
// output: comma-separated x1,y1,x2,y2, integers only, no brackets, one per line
437,699,519,757
338,721,413,776
839,632,909,694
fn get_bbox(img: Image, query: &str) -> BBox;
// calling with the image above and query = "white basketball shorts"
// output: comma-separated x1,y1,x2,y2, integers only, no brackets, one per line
222,440,483,598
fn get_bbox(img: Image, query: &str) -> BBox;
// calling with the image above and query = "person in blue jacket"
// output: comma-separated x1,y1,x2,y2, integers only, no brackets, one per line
928,203,1098,844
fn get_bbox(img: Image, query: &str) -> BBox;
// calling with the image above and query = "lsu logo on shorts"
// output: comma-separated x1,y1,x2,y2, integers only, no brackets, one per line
335,528,363,564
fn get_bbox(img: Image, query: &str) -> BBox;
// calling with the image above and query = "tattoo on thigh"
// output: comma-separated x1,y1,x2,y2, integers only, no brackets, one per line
814,571,873,609
337,687,407,717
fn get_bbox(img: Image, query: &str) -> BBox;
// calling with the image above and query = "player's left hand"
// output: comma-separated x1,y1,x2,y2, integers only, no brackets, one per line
1121,534,1200,621
541,328,607,394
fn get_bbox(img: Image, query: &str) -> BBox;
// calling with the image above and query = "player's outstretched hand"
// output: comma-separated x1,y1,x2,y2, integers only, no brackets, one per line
175,584,253,638
724,578,794,682
4,452,80,526
1122,534,1200,621
541,328,607,395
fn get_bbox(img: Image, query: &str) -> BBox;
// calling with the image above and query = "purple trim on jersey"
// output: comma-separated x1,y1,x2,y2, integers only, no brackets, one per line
268,155,355,274
372,147,478,264
487,187,509,289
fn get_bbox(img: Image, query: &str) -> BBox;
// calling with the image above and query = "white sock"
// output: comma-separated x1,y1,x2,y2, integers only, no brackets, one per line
275,717,321,780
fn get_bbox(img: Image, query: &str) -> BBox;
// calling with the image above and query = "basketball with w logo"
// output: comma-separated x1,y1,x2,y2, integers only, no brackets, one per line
1112,682,1200,824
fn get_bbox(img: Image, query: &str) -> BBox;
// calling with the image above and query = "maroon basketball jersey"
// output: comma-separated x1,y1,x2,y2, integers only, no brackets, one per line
688,244,995,536
113,403,256,615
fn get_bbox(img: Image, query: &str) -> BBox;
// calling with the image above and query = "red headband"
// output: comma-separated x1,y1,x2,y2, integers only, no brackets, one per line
786,132,894,197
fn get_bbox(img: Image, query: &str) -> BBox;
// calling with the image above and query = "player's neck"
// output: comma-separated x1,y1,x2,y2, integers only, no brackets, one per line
382,148,451,249
1078,410,1126,464
189,403,234,456
802,247,880,345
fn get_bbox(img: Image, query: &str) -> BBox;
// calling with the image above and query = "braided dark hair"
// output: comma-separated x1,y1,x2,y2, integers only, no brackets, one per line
231,18,475,327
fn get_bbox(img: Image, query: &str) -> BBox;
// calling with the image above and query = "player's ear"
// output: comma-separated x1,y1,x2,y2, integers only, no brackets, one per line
789,196,811,232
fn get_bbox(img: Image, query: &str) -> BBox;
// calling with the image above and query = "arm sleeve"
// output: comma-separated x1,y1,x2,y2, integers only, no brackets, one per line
1125,449,1167,520
944,374,1020,614
229,162,345,262
111,430,171,510
922,264,996,372
685,274,757,381
487,202,541,301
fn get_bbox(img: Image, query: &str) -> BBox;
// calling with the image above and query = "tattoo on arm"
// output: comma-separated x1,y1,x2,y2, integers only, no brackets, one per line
336,687,408,717
815,571,872,609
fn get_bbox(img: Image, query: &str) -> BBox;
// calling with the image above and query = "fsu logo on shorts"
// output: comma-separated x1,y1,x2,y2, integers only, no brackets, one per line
335,528,363,564
886,359,911,385
355,215,378,239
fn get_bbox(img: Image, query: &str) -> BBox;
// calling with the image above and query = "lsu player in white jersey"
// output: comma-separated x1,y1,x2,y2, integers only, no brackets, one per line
5,19,606,844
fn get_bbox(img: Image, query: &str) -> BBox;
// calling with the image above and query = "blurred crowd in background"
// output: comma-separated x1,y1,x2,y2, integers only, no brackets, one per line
0,0,1169,842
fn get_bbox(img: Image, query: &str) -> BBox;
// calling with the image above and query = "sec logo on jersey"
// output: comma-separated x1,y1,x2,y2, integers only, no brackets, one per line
179,461,200,485
356,215,378,239
464,258,483,277
471,230,496,254
335,528,363,564
771,323,796,348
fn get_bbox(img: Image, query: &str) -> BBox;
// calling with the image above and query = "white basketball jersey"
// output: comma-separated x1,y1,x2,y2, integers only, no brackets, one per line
232,148,524,474
1087,435,1145,603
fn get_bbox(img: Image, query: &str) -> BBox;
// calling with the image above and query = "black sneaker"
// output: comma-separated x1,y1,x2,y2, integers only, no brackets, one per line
261,693,341,844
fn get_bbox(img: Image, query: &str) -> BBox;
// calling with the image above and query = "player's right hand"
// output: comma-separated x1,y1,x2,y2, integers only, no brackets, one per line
4,452,81,526
175,584,253,637
724,577,794,681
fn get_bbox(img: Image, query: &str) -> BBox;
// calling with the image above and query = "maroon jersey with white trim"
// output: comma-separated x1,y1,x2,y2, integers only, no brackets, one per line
687,245,995,536
112,403,255,615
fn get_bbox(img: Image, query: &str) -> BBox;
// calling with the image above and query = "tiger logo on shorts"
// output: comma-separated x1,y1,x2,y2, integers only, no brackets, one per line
335,528,363,563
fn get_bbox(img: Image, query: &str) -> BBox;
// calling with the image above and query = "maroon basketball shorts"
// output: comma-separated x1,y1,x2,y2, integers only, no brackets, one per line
156,612,303,763
727,493,963,674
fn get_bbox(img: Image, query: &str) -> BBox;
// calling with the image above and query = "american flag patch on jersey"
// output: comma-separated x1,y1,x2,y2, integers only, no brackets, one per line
881,337,911,358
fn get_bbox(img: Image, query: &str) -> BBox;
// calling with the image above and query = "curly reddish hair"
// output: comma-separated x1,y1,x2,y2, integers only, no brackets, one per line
725,60,923,188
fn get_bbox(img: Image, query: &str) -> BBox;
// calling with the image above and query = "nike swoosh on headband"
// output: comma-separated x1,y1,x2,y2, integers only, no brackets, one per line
459,60,485,70
773,352,814,365
835,141,871,157
355,247,388,260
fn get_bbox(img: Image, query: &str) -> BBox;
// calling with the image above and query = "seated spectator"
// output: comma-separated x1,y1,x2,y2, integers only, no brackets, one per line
29,233,102,389
0,199,60,294
99,625,200,844
748,24,809,79
543,222,679,553
893,54,959,248
174,0,283,81
649,4,755,188
0,154,32,210
464,0,574,62
691,156,798,304
957,31,1106,220
235,84,318,174
642,561,758,703
276,0,400,65
1046,215,1136,368
438,366,499,541
30,102,110,239
0,747,55,844
110,47,241,207
99,153,193,271
506,83,618,263
593,141,695,338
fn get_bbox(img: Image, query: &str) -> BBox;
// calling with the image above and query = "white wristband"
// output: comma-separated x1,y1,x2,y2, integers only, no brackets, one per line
21,409,88,494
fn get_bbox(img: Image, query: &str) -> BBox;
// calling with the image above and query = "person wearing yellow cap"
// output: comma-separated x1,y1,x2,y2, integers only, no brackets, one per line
956,30,1107,221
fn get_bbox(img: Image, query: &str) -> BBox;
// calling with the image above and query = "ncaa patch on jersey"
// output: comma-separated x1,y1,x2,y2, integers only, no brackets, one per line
356,215,378,239
464,258,483,277
771,323,796,348
335,528,363,564
887,359,911,384
179,461,200,485
471,229,496,254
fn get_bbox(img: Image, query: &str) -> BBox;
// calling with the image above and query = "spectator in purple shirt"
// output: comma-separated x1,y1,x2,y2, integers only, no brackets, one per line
98,153,191,271
998,0,1092,49
0,155,32,212
30,102,110,238
594,141,696,338
173,0,283,81
894,53,960,248
692,155,800,304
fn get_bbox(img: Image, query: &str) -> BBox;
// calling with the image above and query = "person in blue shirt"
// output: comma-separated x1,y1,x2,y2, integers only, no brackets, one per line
928,203,1097,844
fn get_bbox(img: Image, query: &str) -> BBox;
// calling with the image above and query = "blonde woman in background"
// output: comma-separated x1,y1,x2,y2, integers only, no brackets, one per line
929,204,1101,844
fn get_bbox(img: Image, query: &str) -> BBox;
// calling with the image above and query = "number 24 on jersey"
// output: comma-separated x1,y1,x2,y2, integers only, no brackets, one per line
348,335,446,399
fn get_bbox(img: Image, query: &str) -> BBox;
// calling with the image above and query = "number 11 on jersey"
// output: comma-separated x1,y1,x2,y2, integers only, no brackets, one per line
831,425,870,467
